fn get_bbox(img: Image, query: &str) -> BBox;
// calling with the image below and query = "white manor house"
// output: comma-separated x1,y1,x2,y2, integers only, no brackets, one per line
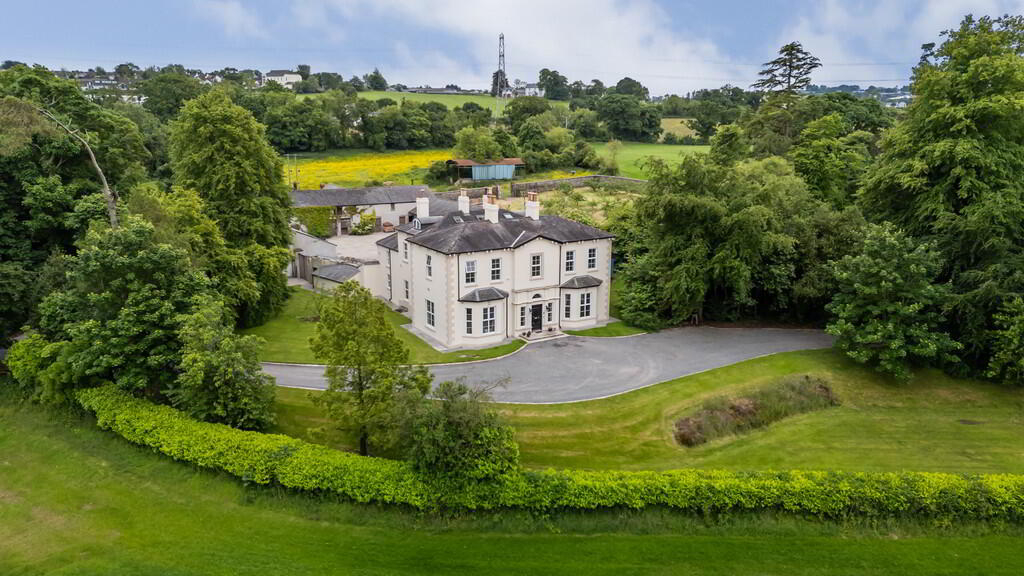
372,191,614,349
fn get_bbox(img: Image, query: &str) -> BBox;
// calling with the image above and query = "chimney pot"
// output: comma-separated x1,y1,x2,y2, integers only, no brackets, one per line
525,191,541,220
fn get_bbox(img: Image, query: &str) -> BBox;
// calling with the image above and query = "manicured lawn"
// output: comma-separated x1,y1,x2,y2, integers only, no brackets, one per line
275,349,1024,473
3,397,1023,575
592,142,709,179
242,287,523,365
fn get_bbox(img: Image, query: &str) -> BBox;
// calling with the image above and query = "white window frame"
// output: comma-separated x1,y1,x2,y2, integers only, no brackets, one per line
565,250,575,272
546,302,553,322
564,293,572,319
587,247,597,269
465,307,473,334
403,241,409,261
490,258,501,281
531,254,542,278
425,254,432,278
520,306,526,328
580,292,592,318
426,299,435,328
482,306,496,334
404,280,409,300
465,260,476,284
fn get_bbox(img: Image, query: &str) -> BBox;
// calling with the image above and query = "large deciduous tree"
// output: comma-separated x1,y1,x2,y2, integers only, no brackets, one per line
169,90,292,326
859,15,1024,372
311,282,431,456
139,71,206,121
826,223,960,380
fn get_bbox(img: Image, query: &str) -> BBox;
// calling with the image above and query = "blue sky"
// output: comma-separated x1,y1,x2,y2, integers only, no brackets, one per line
3,0,1021,94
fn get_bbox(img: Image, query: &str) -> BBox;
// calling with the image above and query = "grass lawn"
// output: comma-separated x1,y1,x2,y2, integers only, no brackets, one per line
242,287,523,365
593,142,710,179
3,397,1023,576
275,349,1024,473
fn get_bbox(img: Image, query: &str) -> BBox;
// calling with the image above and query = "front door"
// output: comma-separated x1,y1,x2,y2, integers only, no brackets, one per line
531,304,543,331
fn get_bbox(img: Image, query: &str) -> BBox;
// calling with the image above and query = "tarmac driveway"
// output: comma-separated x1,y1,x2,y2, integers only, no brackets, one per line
263,327,833,404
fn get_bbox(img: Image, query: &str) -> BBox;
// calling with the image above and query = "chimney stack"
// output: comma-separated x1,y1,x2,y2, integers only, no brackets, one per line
416,194,430,218
525,191,540,220
483,193,499,223
458,188,471,215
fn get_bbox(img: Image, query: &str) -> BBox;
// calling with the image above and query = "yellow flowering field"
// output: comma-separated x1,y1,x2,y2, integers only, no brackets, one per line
283,149,451,189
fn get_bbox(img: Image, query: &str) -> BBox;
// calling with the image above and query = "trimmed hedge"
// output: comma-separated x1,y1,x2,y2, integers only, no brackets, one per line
77,386,1024,520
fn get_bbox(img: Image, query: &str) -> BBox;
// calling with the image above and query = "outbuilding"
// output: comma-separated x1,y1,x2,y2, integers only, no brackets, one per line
446,158,525,181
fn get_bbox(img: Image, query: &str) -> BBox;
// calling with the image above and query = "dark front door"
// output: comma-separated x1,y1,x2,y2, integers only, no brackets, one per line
531,304,543,331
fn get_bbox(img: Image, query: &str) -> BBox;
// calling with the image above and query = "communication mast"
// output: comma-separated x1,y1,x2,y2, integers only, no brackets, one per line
496,33,506,116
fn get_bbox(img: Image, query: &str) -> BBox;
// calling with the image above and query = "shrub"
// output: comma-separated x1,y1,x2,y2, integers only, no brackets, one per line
77,385,1024,521
674,375,840,446
294,206,333,238
662,132,680,145
350,210,376,235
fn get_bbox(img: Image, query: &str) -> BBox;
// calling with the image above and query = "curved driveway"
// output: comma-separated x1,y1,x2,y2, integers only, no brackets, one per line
264,327,833,404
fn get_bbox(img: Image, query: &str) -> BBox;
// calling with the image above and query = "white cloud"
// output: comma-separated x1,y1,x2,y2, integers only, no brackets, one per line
194,0,267,40
288,0,752,94
778,0,1024,87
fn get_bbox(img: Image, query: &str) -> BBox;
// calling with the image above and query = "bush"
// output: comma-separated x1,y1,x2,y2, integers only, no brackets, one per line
351,210,376,235
662,132,680,145
294,206,333,238
674,375,840,446
76,385,1024,520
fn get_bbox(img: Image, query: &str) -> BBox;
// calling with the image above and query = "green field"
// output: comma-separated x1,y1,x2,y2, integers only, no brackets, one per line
242,287,523,365
593,142,710,178
274,349,1024,472
4,396,1023,575
299,90,570,114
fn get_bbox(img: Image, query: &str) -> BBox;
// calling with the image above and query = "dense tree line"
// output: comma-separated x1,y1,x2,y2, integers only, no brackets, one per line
615,15,1024,386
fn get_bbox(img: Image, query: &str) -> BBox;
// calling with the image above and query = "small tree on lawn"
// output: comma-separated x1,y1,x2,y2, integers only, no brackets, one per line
397,380,519,482
311,282,430,455
826,223,959,379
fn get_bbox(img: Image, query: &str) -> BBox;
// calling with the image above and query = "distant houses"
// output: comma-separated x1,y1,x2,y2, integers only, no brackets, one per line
263,70,302,89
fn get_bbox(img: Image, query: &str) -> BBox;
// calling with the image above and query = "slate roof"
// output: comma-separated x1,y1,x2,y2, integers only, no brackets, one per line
376,233,399,251
406,210,613,255
312,263,360,283
560,275,603,289
267,69,296,76
459,287,509,302
291,186,429,208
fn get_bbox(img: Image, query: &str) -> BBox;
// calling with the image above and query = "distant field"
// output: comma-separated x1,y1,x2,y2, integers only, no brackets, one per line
299,90,569,113
593,142,710,179
660,117,697,140
283,148,450,188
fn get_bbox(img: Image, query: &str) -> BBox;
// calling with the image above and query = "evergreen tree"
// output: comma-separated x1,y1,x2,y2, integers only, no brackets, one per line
752,42,822,98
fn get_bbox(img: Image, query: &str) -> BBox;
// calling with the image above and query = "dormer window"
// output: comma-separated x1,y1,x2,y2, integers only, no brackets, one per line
413,219,421,230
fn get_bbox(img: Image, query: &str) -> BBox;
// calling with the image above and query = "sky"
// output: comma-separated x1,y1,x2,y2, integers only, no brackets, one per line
3,0,1022,94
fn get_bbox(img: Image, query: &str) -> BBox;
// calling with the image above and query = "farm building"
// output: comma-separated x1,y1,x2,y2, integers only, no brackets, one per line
446,158,525,181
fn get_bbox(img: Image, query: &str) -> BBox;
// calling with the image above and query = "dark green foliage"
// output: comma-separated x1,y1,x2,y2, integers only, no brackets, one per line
503,96,550,133
674,375,840,446
264,98,343,152
612,77,649,100
860,15,1024,372
77,384,1024,520
364,68,388,91
170,296,276,430
827,224,960,380
139,72,207,120
709,124,749,166
0,261,34,344
169,91,292,327
752,42,821,97
595,94,662,142
453,126,502,162
33,218,208,399
619,155,865,329
538,68,570,100
397,380,519,481
986,297,1024,386
788,113,874,207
